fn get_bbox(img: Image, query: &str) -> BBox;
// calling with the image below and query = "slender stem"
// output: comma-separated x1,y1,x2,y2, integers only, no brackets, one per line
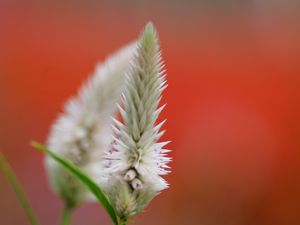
60,205,73,225
0,152,41,225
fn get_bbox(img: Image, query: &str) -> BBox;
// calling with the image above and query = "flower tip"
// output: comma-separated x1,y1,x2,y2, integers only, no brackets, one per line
141,21,158,42
145,21,155,31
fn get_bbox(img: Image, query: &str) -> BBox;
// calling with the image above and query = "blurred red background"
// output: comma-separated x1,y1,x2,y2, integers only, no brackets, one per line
1,1,300,225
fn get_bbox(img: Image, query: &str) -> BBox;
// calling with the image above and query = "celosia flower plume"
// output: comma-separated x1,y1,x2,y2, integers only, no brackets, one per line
45,43,136,207
103,23,171,221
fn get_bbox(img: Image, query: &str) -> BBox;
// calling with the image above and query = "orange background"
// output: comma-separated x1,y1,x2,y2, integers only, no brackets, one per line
1,1,300,225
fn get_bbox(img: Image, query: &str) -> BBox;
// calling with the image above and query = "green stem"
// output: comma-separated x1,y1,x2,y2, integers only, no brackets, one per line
0,152,41,225
119,218,128,225
60,205,73,225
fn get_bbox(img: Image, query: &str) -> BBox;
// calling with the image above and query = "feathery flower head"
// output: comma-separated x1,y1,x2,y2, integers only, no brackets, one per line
103,22,171,220
45,43,136,207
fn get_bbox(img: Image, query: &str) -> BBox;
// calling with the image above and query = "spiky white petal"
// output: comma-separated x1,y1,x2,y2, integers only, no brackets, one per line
45,42,136,206
103,23,171,218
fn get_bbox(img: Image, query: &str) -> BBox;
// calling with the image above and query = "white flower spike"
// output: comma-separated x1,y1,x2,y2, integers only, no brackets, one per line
45,42,136,207
103,22,171,221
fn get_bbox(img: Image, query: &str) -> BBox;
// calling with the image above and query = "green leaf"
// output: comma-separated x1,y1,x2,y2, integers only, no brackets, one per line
31,141,119,225
0,152,41,225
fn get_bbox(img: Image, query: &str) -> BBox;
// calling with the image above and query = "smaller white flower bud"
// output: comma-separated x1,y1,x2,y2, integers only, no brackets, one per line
124,169,137,181
131,178,143,190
